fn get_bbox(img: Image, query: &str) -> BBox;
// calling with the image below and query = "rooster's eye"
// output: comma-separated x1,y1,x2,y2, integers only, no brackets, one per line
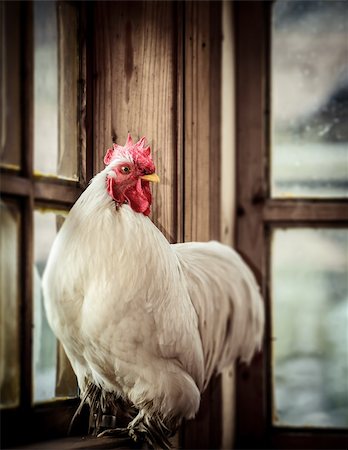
121,166,131,174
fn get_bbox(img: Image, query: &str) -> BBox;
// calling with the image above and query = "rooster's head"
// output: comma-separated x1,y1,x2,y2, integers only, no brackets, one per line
104,134,159,216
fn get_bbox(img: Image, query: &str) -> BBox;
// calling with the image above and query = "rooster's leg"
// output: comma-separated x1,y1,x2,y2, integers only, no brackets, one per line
127,411,173,450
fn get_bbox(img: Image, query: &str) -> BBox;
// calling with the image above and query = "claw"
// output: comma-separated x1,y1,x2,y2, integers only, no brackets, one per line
97,427,129,438
127,411,173,449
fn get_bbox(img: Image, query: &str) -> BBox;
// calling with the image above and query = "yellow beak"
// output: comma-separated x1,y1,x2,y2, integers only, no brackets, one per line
140,173,160,183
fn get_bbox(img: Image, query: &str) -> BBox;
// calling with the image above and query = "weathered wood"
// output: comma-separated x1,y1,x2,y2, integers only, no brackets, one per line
93,2,224,448
209,2,222,243
20,1,34,411
79,2,94,188
13,435,145,449
184,2,211,243
235,1,268,447
21,194,34,410
34,180,82,205
184,1,222,243
21,1,33,179
0,173,32,196
58,2,79,181
175,0,184,244
0,400,80,448
264,200,348,223
1,1,227,448
93,1,180,242
0,173,83,205
269,429,348,449
220,2,236,446
182,2,223,449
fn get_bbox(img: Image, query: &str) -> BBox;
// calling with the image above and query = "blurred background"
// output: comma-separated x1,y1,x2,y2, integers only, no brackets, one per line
271,0,348,430
0,0,347,448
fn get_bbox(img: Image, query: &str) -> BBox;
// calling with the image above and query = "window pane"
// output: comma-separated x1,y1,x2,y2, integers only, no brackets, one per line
272,228,348,428
33,1,79,180
57,2,80,180
0,2,21,170
33,209,77,402
0,201,20,408
271,0,348,198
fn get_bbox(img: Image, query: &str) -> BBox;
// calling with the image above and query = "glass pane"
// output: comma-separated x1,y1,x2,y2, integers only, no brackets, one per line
271,0,348,198
57,2,80,180
33,209,77,402
0,2,21,170
0,201,20,408
272,228,348,428
33,1,79,180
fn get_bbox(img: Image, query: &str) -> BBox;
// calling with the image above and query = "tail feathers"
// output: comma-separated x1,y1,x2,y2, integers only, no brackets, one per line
173,241,264,390
217,271,264,372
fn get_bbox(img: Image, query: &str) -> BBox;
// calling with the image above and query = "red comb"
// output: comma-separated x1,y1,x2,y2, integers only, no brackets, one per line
104,134,151,165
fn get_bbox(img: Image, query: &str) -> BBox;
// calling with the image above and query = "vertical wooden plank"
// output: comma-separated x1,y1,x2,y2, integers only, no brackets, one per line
208,2,222,242
21,1,33,180
184,0,221,242
175,0,185,244
184,1,211,243
57,2,79,181
81,1,95,187
79,2,88,187
20,1,34,410
235,2,267,447
93,1,179,242
220,1,236,446
74,1,94,188
93,2,223,448
182,2,222,449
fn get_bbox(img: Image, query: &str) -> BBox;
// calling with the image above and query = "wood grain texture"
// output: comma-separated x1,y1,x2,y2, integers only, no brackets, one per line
0,173,83,206
92,2,224,448
58,2,79,181
184,2,211,243
184,1,221,243
93,1,180,242
20,1,34,412
14,435,145,449
235,1,268,447
264,200,348,223
182,2,222,449
80,2,95,189
34,180,82,205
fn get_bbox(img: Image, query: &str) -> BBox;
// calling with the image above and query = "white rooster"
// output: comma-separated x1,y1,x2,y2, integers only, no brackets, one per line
42,135,264,448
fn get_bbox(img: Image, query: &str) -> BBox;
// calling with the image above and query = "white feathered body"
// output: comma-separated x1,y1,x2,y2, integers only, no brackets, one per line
43,166,264,426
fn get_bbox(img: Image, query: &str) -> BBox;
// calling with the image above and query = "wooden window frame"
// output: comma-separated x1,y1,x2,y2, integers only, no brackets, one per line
0,2,94,447
234,2,348,449
1,1,225,448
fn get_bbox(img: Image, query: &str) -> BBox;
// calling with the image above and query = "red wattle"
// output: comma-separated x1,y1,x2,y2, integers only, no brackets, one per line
107,176,152,216
125,179,152,216
107,175,123,204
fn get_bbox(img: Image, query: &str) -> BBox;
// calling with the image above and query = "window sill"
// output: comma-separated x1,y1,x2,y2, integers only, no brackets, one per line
13,436,146,450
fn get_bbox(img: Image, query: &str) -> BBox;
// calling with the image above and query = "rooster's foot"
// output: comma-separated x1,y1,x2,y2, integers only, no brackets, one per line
127,412,172,450
97,428,144,449
97,427,128,438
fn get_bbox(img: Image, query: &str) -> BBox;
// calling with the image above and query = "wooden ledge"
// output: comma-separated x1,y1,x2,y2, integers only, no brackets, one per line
13,435,145,450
